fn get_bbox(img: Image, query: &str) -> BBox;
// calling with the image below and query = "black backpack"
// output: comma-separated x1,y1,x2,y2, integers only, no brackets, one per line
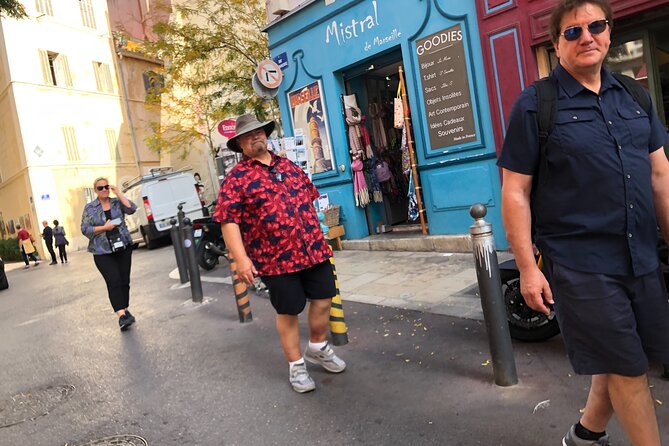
533,72,653,180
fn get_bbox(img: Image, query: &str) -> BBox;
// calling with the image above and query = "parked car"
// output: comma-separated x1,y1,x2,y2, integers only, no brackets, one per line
123,167,205,249
0,256,8,291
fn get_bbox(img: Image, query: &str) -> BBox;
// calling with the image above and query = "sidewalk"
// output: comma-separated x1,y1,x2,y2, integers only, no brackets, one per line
183,249,513,321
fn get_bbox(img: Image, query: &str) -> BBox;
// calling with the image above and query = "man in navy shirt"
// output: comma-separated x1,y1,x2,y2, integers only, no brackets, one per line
499,1,669,445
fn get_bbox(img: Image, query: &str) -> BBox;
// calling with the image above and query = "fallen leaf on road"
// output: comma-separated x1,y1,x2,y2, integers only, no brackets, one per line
656,399,663,406
481,360,491,366
533,400,551,414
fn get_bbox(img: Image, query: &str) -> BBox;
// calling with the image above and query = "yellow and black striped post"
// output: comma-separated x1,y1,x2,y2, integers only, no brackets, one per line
228,255,252,323
329,254,348,346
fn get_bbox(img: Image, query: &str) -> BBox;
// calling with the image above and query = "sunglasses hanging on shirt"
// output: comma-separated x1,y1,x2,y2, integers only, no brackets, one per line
269,166,284,182
560,19,609,41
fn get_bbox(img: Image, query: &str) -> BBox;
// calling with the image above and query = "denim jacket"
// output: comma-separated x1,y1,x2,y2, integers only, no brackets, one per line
81,198,137,255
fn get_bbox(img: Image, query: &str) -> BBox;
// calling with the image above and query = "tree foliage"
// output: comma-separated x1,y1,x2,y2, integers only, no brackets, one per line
141,0,277,160
0,0,27,19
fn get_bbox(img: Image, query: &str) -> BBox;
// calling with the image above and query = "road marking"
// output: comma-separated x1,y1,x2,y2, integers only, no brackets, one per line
169,268,232,284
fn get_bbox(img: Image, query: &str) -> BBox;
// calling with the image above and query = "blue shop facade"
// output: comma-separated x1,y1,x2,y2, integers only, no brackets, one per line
265,0,506,247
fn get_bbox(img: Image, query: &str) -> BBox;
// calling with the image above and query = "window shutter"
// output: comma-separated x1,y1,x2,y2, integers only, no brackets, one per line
62,126,80,161
38,49,53,85
106,128,120,161
101,63,113,93
92,62,102,91
57,55,73,87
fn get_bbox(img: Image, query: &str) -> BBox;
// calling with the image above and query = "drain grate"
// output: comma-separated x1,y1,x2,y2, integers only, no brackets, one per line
0,384,75,428
74,435,148,446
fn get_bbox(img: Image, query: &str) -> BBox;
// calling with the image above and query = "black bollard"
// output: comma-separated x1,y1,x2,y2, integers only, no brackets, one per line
170,218,189,284
469,203,518,387
182,217,203,303
663,364,669,381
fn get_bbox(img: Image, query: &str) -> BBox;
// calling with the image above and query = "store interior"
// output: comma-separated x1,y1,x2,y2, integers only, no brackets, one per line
343,53,422,235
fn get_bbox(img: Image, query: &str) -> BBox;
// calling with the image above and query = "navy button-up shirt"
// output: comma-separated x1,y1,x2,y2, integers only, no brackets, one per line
498,64,669,277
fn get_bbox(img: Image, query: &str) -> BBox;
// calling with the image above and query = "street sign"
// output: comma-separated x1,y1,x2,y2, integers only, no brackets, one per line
272,52,288,71
217,119,236,138
256,59,282,89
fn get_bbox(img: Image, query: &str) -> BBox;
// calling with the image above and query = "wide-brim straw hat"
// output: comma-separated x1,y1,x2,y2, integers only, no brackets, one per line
227,114,275,153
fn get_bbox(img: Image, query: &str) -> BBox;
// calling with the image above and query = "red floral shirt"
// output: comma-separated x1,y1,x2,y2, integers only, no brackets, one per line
213,153,332,276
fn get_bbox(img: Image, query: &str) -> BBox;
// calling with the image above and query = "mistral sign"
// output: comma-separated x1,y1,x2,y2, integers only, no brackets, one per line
324,0,402,52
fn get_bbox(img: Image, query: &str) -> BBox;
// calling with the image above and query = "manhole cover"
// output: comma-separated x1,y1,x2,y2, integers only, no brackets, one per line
75,435,148,446
0,384,75,428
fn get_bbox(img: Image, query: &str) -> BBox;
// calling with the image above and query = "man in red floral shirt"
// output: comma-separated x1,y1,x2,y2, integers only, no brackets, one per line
214,114,346,393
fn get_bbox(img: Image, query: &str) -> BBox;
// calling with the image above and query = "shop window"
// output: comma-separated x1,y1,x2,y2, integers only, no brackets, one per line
93,61,114,93
61,126,81,161
605,39,648,88
38,50,73,87
79,0,96,29
35,0,53,16
83,187,95,204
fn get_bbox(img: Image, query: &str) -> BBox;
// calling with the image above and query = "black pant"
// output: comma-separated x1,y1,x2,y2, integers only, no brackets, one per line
56,244,68,262
21,247,38,265
45,242,57,263
94,249,132,312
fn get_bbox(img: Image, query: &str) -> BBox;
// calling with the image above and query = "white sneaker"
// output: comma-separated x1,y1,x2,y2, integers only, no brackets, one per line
34,261,40,266
289,362,315,393
304,342,346,373
24,265,30,269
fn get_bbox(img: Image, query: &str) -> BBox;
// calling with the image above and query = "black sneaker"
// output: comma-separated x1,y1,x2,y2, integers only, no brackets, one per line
125,310,136,324
119,313,135,331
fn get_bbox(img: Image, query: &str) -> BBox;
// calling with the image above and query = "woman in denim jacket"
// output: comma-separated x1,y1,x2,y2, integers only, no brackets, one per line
81,177,138,331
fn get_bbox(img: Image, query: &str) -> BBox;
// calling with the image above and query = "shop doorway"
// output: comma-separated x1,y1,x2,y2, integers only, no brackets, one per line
343,52,421,235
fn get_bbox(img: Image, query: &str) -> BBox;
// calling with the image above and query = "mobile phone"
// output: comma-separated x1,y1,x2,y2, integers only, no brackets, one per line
109,218,122,226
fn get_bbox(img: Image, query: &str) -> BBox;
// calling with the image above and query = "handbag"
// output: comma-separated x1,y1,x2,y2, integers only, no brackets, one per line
20,238,36,254
393,84,404,129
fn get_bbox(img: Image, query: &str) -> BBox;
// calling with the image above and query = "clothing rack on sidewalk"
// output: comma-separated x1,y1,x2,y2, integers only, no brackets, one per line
398,66,428,235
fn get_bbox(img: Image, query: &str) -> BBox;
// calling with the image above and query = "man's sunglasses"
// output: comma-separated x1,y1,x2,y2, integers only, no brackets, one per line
560,19,609,41
96,185,110,191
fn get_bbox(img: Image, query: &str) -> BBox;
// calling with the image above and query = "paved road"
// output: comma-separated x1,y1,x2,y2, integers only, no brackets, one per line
0,247,667,445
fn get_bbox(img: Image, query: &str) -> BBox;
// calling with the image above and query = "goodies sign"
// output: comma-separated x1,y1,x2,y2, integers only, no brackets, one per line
217,119,236,138
416,24,478,150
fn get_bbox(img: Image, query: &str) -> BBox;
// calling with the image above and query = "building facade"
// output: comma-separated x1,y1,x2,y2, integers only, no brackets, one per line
265,0,506,246
265,0,669,247
0,0,161,253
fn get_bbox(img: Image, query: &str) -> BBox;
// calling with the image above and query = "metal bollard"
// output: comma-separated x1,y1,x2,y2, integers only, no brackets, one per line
182,217,203,303
227,254,253,323
328,254,349,346
469,203,518,387
170,218,189,284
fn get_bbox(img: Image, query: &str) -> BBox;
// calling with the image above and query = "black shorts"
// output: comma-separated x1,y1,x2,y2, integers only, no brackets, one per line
543,256,669,376
261,260,337,315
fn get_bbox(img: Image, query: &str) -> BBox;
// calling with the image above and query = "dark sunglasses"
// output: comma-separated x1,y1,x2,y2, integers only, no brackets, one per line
560,19,609,41
96,185,110,191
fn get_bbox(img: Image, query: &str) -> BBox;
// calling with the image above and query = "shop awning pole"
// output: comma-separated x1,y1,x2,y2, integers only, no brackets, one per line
399,66,428,235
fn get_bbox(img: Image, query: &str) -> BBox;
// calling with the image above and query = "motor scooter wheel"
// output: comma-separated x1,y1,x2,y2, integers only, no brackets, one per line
501,272,560,342
197,239,219,271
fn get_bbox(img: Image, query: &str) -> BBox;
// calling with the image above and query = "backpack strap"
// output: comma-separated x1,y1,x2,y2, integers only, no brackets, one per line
611,72,653,116
533,77,557,183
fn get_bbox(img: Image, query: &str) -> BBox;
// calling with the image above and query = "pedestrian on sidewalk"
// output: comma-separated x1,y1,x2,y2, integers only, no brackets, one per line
214,114,346,393
81,177,138,331
16,224,40,269
52,220,69,264
499,1,669,445
41,220,58,265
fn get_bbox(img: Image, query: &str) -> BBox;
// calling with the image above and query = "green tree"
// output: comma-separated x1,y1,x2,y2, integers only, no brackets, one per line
0,0,27,19
141,0,278,160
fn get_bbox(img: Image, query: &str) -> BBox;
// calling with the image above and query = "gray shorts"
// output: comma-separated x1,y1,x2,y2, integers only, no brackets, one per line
543,256,669,376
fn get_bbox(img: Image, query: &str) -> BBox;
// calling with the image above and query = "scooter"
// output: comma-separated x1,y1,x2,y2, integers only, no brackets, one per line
193,216,226,271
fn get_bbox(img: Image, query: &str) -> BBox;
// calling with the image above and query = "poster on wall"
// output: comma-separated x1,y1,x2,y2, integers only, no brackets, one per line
287,80,334,175
416,23,478,150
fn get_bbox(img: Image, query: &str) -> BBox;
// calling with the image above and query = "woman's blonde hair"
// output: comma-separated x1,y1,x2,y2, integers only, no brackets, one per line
93,177,109,188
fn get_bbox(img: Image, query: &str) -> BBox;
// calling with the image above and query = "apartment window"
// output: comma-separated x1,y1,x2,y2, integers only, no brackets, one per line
35,0,53,16
79,0,96,29
106,128,121,161
38,50,73,87
93,62,114,93
143,71,164,96
83,187,95,204
61,126,81,161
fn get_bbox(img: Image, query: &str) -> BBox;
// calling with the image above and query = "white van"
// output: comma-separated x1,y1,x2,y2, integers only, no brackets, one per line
122,167,204,249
